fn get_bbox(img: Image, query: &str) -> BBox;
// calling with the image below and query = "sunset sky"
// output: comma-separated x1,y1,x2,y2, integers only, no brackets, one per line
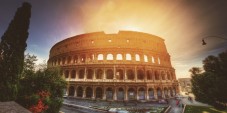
0,0,227,78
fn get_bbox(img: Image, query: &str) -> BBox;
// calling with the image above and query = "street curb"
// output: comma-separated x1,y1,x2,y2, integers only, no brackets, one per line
164,106,171,113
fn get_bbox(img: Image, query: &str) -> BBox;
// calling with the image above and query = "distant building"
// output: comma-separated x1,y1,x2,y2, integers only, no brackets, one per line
178,78,191,93
48,31,179,101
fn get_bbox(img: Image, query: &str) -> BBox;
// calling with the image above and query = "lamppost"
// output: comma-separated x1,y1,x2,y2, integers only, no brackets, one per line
202,35,227,45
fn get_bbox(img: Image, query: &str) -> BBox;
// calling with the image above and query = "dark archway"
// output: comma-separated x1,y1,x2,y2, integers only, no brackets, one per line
87,69,93,79
96,87,103,99
137,69,144,80
71,70,76,79
77,86,83,97
148,88,154,99
96,69,103,79
106,69,113,79
128,88,135,100
157,87,162,99
86,87,93,98
68,86,75,96
127,69,134,80
117,88,124,100
138,88,145,100
147,70,152,80
65,70,69,78
79,69,84,79
106,87,113,100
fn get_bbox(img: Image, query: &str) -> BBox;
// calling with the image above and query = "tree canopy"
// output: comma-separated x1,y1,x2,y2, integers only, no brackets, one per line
0,2,31,101
190,50,227,110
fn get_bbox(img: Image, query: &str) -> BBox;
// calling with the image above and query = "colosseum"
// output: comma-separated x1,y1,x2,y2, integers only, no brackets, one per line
48,31,179,101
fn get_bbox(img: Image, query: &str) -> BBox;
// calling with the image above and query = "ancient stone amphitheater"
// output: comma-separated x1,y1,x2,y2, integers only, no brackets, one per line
48,31,179,101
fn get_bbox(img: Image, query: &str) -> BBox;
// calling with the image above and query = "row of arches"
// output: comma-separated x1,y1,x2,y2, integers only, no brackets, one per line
68,86,176,100
63,68,175,80
50,53,170,66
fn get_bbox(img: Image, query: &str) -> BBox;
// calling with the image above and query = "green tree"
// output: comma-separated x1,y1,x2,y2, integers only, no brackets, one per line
0,2,31,101
17,54,67,113
190,50,227,110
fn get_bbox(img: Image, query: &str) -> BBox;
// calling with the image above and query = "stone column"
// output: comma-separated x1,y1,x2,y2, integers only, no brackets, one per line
84,67,87,80
146,87,149,101
74,86,77,97
124,68,127,80
102,87,106,100
103,68,106,80
82,88,86,98
93,69,96,80
113,65,116,80
134,66,137,81
136,88,139,100
113,87,117,100
154,88,157,99
124,87,128,101
145,68,147,82
92,86,95,99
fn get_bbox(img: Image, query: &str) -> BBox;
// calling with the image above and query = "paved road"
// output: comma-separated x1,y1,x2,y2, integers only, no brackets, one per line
168,98,183,113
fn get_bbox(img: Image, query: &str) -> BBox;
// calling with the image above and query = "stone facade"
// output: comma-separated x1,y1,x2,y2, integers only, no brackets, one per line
48,31,179,101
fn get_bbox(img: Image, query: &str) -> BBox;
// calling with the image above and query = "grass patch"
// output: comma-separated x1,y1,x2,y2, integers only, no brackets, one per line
185,105,227,113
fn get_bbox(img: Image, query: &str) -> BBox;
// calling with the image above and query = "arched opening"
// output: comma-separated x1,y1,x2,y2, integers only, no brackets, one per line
74,55,78,63
157,88,162,99
155,71,159,80
87,69,93,79
71,70,76,79
77,86,83,97
96,87,103,99
67,56,71,64
164,88,168,98
117,88,124,100
96,69,103,79
167,72,171,80
68,86,75,96
138,88,145,100
86,87,92,98
116,54,123,60
106,69,113,79
81,54,86,63
128,88,135,100
79,69,84,79
147,70,152,80
106,87,113,100
135,54,140,61
97,54,103,60
144,55,148,62
148,88,154,99
126,54,131,60
116,69,123,80
137,69,144,80
127,69,134,80
173,87,176,96
65,70,69,78
107,54,113,60
161,71,165,80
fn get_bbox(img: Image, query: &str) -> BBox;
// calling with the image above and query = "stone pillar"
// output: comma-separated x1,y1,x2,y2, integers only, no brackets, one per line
124,68,127,80
93,69,96,80
69,70,71,81
113,87,117,100
162,88,165,98
154,88,157,99
74,86,77,97
134,66,137,81
92,86,95,99
136,88,139,100
146,87,149,101
102,87,106,100
82,88,86,98
124,87,128,101
145,68,147,82
103,68,106,80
